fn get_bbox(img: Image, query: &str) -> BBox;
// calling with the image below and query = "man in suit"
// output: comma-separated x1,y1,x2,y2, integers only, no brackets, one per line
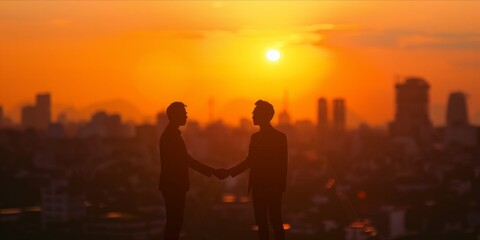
159,102,225,240
227,100,288,240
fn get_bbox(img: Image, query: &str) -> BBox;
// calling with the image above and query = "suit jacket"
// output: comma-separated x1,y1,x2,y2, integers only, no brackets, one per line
159,124,214,192
230,126,288,192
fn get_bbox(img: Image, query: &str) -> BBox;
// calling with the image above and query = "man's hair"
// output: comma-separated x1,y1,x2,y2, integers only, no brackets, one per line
255,100,275,121
166,102,186,120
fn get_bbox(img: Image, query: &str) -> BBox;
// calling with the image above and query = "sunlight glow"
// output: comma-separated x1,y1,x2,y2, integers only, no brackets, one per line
266,49,281,62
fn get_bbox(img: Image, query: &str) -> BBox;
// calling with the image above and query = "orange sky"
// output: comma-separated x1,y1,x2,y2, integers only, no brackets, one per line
1,1,480,127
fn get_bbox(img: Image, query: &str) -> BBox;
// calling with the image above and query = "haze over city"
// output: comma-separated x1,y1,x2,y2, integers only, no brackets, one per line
2,1,480,126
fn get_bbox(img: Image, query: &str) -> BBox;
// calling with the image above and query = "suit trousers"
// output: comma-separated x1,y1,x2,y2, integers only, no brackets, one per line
252,190,285,240
162,190,187,240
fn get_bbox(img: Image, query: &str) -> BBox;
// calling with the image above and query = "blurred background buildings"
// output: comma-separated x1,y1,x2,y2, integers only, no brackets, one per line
0,77,479,240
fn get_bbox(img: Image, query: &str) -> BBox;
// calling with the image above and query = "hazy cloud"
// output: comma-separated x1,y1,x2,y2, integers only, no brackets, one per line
197,23,354,49
398,33,480,49
317,28,480,50
450,58,480,70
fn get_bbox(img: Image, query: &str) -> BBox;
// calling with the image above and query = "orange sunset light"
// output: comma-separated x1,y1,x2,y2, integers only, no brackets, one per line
1,1,480,126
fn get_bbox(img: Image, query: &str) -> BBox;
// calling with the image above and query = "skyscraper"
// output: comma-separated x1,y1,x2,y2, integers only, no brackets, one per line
445,92,477,146
333,98,346,134
36,93,51,130
390,77,432,147
278,110,291,126
21,93,51,131
278,94,291,127
317,98,328,132
446,92,469,127
21,105,38,129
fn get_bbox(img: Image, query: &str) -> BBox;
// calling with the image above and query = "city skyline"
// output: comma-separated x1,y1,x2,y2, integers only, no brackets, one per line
0,77,478,131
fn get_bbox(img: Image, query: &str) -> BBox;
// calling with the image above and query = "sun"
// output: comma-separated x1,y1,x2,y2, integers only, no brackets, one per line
266,49,281,62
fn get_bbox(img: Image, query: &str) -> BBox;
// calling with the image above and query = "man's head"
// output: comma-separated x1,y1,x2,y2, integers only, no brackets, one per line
252,100,274,126
166,102,187,126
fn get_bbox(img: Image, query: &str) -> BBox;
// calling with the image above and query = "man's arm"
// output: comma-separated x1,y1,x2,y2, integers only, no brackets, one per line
228,157,251,177
187,154,215,177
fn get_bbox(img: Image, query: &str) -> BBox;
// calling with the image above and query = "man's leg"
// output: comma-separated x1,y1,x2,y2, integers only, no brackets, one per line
268,192,285,240
252,192,269,240
162,190,186,240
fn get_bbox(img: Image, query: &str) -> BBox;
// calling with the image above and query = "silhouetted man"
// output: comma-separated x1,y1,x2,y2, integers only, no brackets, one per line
227,100,288,240
159,102,224,240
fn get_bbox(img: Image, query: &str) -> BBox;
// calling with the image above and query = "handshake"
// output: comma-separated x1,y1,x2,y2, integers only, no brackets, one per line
213,168,231,180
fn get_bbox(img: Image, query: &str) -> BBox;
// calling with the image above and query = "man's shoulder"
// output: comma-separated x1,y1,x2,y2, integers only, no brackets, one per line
271,128,286,139
253,128,287,142
160,127,181,144
159,129,171,141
